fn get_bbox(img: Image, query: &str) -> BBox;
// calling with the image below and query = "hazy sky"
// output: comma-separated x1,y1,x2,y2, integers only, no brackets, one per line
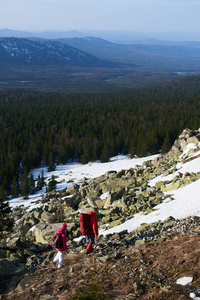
1,0,200,34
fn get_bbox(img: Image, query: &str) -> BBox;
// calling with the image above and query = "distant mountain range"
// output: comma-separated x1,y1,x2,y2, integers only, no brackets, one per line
55,36,200,63
1,30,200,92
1,30,200,67
1,28,200,43
0,29,85,39
0,37,111,67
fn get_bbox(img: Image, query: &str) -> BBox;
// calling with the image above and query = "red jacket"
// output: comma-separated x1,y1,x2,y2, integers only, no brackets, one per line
54,227,68,252
87,211,98,238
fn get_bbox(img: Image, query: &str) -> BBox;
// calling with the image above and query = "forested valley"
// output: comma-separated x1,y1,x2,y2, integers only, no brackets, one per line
1,75,200,198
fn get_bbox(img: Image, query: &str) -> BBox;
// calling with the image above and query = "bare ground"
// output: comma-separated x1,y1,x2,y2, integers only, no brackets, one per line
2,231,200,300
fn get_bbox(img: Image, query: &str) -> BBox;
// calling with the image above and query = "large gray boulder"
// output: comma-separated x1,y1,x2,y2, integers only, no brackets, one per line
0,258,24,278
33,221,74,244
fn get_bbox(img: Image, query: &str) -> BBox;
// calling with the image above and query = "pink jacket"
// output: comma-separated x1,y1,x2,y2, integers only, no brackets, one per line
55,223,68,252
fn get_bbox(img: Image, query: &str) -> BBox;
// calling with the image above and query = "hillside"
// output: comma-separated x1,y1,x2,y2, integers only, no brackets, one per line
1,34,200,92
58,36,200,67
0,128,200,299
2,230,200,300
1,77,200,201
0,37,110,67
0,37,127,92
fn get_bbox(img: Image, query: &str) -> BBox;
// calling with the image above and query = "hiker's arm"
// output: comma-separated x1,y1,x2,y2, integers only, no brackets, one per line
62,233,68,252
93,217,98,238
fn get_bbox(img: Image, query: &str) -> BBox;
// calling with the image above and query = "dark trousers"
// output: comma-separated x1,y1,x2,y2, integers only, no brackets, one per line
85,233,95,253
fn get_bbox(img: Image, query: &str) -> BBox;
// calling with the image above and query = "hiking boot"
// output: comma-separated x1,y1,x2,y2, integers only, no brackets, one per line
86,250,93,255
58,264,65,269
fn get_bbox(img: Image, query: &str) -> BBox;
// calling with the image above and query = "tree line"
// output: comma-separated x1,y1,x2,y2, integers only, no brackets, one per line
0,75,200,199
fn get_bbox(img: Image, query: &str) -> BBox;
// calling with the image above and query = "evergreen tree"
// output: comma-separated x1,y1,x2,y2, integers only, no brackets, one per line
0,78,200,195
41,169,45,187
101,140,110,163
36,174,42,191
36,169,46,191
136,132,148,157
0,186,14,237
48,153,55,172
47,175,57,192
161,133,172,154
29,173,35,194
21,168,29,199
80,139,92,164
11,176,19,198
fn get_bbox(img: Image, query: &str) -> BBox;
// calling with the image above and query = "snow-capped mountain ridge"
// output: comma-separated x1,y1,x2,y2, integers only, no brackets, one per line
0,37,104,66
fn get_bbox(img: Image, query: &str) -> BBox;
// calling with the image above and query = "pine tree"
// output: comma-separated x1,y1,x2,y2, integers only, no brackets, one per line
47,175,57,193
29,173,35,194
36,169,46,191
101,141,110,163
41,169,45,187
48,153,55,172
21,168,29,199
36,174,42,191
161,133,172,154
0,186,14,237
11,176,19,198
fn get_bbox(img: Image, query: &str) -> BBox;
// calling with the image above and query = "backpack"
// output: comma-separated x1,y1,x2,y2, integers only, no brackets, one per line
52,232,63,249
79,213,93,235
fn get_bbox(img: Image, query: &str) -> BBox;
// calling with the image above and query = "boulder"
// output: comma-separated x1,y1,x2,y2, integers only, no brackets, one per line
109,218,124,228
0,258,24,278
162,181,181,192
187,134,200,144
16,274,33,291
135,239,145,247
87,196,98,208
41,211,57,223
103,194,112,209
155,181,169,189
5,237,36,250
33,221,74,244
64,193,82,208
66,183,80,195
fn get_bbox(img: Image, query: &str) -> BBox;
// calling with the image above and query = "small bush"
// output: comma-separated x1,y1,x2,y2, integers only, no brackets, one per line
68,281,112,300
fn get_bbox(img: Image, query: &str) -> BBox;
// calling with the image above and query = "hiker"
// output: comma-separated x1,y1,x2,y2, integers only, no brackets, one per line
85,207,99,254
53,222,68,268
179,171,183,179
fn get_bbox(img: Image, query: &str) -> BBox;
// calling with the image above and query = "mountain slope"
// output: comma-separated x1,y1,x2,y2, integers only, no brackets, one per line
0,37,110,66
57,36,200,64
1,129,200,299
2,229,200,300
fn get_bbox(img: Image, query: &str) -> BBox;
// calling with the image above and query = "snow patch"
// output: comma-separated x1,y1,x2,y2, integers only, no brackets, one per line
100,192,109,200
176,276,193,285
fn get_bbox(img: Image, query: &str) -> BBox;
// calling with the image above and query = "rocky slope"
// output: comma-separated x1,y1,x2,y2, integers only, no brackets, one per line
0,128,200,299
1,225,200,300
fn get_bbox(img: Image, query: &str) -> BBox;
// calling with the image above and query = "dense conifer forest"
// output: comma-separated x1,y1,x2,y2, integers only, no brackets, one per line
0,75,200,198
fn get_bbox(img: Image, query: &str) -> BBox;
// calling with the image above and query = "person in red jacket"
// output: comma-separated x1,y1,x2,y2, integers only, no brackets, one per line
53,222,68,268
86,207,99,254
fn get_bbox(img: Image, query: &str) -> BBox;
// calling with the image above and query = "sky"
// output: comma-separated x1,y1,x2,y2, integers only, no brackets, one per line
1,0,200,35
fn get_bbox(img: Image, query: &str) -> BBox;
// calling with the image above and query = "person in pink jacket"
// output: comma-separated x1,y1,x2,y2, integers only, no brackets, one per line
53,222,68,268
